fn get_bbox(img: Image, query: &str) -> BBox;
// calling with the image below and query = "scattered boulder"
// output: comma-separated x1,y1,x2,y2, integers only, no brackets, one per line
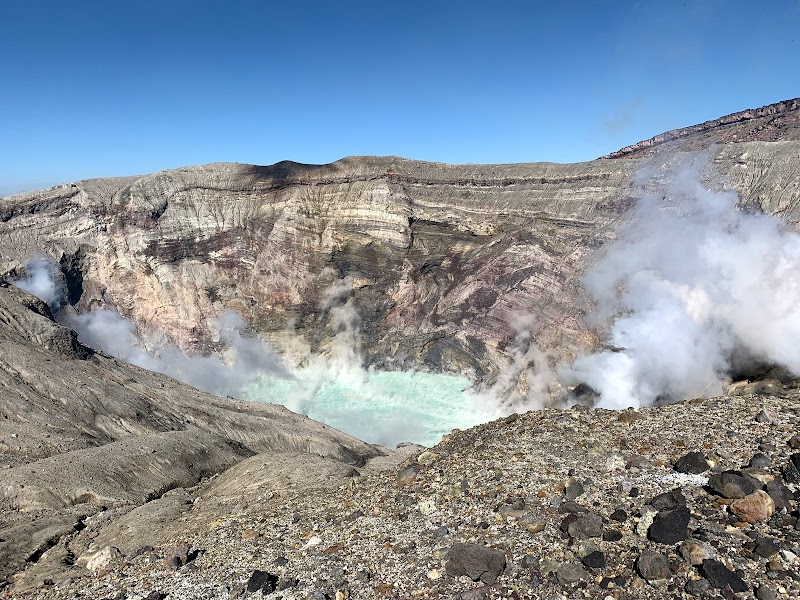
567,513,604,539
558,501,590,514
445,543,506,584
636,551,672,581
581,551,606,569
756,409,779,425
636,508,657,537
246,570,279,594
609,508,627,522
163,541,191,569
674,452,711,474
730,490,775,523
603,529,623,542
748,453,772,468
417,451,439,466
648,506,690,544
756,584,779,600
555,562,589,585
679,539,714,566
650,488,687,511
753,538,780,559
685,578,712,597
564,480,585,501
396,464,420,487
78,545,123,574
783,453,800,484
765,477,793,511
708,470,757,499
701,559,748,593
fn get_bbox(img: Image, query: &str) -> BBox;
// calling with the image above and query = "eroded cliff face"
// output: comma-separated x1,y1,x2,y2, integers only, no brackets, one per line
2,144,800,387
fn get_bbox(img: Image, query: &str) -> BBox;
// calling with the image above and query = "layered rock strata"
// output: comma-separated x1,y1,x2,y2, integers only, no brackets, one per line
602,97,800,159
2,142,800,389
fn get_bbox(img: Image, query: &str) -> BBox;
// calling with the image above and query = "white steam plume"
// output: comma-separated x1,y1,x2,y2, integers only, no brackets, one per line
11,261,290,396
564,156,800,408
63,306,290,396
477,314,551,412
13,257,65,312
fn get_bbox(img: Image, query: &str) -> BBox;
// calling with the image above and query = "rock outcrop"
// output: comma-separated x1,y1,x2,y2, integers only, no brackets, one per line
2,141,800,389
601,97,800,159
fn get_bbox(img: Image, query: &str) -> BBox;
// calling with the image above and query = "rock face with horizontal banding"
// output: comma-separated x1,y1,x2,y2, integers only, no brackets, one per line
2,140,800,395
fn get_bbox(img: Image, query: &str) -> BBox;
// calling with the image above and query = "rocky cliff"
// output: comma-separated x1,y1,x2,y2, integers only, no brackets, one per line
2,141,800,392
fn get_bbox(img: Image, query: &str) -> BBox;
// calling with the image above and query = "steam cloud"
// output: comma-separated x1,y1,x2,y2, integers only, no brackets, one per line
10,264,489,446
13,257,65,312
564,156,800,408
11,156,800,444
12,259,289,397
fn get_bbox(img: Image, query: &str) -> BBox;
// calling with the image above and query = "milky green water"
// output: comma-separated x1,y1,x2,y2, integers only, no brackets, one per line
242,367,498,447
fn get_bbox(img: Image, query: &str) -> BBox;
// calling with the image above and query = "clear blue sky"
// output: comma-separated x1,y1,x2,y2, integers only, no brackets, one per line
1,0,798,195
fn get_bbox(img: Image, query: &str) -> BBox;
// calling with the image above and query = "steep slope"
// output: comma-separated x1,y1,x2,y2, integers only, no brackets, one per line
2,143,800,391
0,284,386,583
601,97,800,159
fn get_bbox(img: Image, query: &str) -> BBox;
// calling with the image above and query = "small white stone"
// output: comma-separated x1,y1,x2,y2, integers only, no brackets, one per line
418,498,437,515
605,453,626,471
636,509,657,538
303,535,322,549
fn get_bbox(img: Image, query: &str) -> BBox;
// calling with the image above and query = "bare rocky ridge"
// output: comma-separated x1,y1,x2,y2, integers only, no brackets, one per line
601,97,800,159
15,383,800,600
0,284,391,587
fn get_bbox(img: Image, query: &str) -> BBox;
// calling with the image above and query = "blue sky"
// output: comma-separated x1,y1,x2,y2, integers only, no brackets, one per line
1,0,798,195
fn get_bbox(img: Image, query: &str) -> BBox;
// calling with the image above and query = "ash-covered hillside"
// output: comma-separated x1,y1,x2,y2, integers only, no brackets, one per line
1,98,800,599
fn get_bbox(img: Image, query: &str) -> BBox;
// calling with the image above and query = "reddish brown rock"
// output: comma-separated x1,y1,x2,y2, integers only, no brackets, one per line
730,491,775,524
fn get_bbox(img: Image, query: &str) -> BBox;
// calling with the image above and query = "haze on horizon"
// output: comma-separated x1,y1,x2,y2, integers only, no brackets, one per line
1,0,798,196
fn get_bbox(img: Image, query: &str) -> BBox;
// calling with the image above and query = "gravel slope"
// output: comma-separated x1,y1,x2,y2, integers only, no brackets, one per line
15,387,799,599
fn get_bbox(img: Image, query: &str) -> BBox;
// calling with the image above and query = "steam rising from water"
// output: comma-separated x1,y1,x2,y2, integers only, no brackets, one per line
564,156,800,407
242,275,500,446
11,156,800,443
11,263,495,446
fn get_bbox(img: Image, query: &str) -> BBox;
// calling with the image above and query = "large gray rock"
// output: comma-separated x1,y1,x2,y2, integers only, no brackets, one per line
445,543,506,584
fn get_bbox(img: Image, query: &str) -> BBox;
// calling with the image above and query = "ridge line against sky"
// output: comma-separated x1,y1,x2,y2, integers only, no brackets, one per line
1,0,799,196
